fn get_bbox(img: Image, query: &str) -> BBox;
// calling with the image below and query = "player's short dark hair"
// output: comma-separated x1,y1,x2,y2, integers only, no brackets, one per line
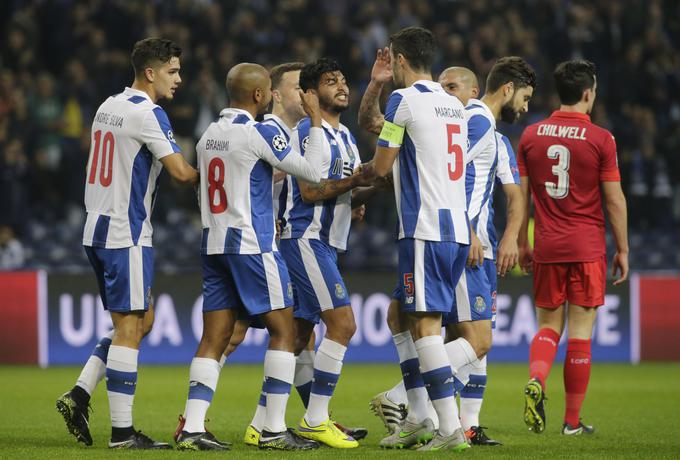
299,58,341,92
270,62,305,90
486,56,537,93
131,38,182,77
554,59,597,105
389,27,436,72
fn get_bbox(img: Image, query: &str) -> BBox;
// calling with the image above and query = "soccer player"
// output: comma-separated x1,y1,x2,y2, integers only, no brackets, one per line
362,27,471,451
518,60,629,435
55,38,198,449
276,58,370,449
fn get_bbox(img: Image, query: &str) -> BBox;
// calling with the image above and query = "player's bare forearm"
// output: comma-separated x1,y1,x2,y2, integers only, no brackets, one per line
352,186,378,208
358,79,385,135
371,146,400,178
602,182,629,254
161,153,199,186
518,176,532,249
501,183,524,242
299,175,362,203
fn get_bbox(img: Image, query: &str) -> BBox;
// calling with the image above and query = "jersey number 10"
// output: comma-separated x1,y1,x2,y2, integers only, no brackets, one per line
446,124,464,181
88,130,114,187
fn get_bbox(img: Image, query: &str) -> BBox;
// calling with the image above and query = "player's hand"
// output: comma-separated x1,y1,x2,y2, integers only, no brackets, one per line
497,235,519,277
467,230,484,267
275,219,283,238
299,90,321,125
353,162,377,187
519,244,533,274
352,204,366,222
611,251,629,285
371,47,393,84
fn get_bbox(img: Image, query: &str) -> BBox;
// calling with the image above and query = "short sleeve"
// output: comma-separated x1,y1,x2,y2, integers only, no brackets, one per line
253,123,291,163
599,133,621,182
293,118,329,175
517,130,529,177
496,135,520,185
466,113,493,163
140,107,182,160
378,91,411,148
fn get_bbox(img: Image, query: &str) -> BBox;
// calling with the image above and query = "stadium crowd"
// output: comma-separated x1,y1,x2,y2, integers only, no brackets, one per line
1,0,679,272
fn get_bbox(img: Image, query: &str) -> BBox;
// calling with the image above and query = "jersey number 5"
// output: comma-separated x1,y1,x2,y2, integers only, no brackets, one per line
446,124,464,181
208,157,228,213
546,144,570,199
88,130,114,187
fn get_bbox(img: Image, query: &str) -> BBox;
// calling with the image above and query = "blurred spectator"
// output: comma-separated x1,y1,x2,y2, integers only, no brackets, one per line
0,225,25,270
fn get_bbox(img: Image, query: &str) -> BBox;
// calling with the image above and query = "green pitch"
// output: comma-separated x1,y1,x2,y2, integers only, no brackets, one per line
1,363,679,458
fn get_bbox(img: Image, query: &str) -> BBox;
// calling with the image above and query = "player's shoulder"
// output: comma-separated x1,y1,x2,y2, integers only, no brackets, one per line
293,116,312,134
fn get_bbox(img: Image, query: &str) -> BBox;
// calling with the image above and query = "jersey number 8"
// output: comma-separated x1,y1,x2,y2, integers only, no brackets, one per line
546,144,570,199
208,157,228,213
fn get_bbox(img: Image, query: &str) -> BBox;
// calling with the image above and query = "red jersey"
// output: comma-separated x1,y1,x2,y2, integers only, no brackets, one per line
517,111,620,263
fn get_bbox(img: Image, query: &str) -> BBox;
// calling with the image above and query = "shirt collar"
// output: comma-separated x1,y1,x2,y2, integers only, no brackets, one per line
321,118,344,134
551,110,591,122
219,107,255,121
413,79,442,91
264,113,293,139
123,87,153,102
467,98,496,128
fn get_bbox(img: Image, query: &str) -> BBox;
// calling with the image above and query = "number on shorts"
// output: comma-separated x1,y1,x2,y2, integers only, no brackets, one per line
545,144,570,199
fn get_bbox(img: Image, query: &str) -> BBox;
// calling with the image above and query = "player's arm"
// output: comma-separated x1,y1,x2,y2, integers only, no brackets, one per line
602,181,628,285
160,154,199,185
468,225,484,267
517,176,533,273
497,183,524,276
358,47,392,135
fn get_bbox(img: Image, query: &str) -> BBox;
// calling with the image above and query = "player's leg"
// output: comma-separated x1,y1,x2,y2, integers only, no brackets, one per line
408,240,469,452
293,319,316,409
524,262,568,433
176,254,235,450
561,257,604,435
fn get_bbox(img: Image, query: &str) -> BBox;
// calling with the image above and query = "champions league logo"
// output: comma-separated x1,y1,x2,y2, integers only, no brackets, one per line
287,282,294,300
272,135,288,152
474,295,487,313
301,135,309,152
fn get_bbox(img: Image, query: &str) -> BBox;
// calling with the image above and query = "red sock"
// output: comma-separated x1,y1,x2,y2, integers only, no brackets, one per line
563,338,592,427
529,328,561,390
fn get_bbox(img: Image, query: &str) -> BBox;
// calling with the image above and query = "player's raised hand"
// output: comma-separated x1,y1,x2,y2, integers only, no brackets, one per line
299,90,321,125
467,229,484,267
497,234,519,277
519,244,533,274
611,251,629,285
371,47,393,84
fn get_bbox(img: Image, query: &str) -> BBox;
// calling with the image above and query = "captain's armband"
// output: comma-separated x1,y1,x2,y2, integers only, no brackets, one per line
378,121,405,147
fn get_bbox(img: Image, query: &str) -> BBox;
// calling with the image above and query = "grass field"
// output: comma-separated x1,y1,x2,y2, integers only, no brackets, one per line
1,363,679,459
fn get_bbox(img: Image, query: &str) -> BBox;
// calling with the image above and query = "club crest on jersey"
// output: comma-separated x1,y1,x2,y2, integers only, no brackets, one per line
272,134,288,152
301,135,309,152
287,282,294,300
474,295,487,313
334,283,345,299
167,129,176,143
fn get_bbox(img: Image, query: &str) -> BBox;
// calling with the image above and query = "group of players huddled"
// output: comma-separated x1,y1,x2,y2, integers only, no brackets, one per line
55,26,629,452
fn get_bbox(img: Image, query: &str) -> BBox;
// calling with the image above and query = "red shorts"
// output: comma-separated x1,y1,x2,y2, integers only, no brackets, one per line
533,256,606,308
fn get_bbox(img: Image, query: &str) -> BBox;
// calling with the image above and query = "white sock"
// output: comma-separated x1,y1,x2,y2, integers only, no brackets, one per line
392,331,430,424
415,335,461,436
219,355,226,368
250,380,267,431
445,337,477,375
460,356,487,430
262,350,295,433
386,380,408,405
183,357,221,433
106,345,138,428
76,330,114,395
305,339,346,427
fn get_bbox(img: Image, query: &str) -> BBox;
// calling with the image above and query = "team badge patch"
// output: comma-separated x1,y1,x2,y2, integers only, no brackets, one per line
272,134,288,151
287,282,294,300
474,295,487,313
146,287,153,306
167,129,176,143
334,283,345,299
301,135,309,152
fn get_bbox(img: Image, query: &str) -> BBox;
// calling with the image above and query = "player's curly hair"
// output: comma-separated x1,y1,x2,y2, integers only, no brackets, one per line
299,58,341,92
554,60,597,105
486,56,537,92
131,38,182,77
389,27,436,72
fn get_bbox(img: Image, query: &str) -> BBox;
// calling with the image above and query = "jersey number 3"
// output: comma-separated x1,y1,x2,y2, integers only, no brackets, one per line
546,144,570,199
446,124,464,181
208,157,228,213
88,130,114,187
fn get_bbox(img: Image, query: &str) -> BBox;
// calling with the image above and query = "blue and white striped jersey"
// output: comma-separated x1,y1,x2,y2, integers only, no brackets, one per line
261,114,293,222
197,108,321,255
83,87,181,249
378,80,469,244
280,117,361,251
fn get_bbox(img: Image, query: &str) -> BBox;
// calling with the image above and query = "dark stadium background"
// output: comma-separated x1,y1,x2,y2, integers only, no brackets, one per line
0,0,678,360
